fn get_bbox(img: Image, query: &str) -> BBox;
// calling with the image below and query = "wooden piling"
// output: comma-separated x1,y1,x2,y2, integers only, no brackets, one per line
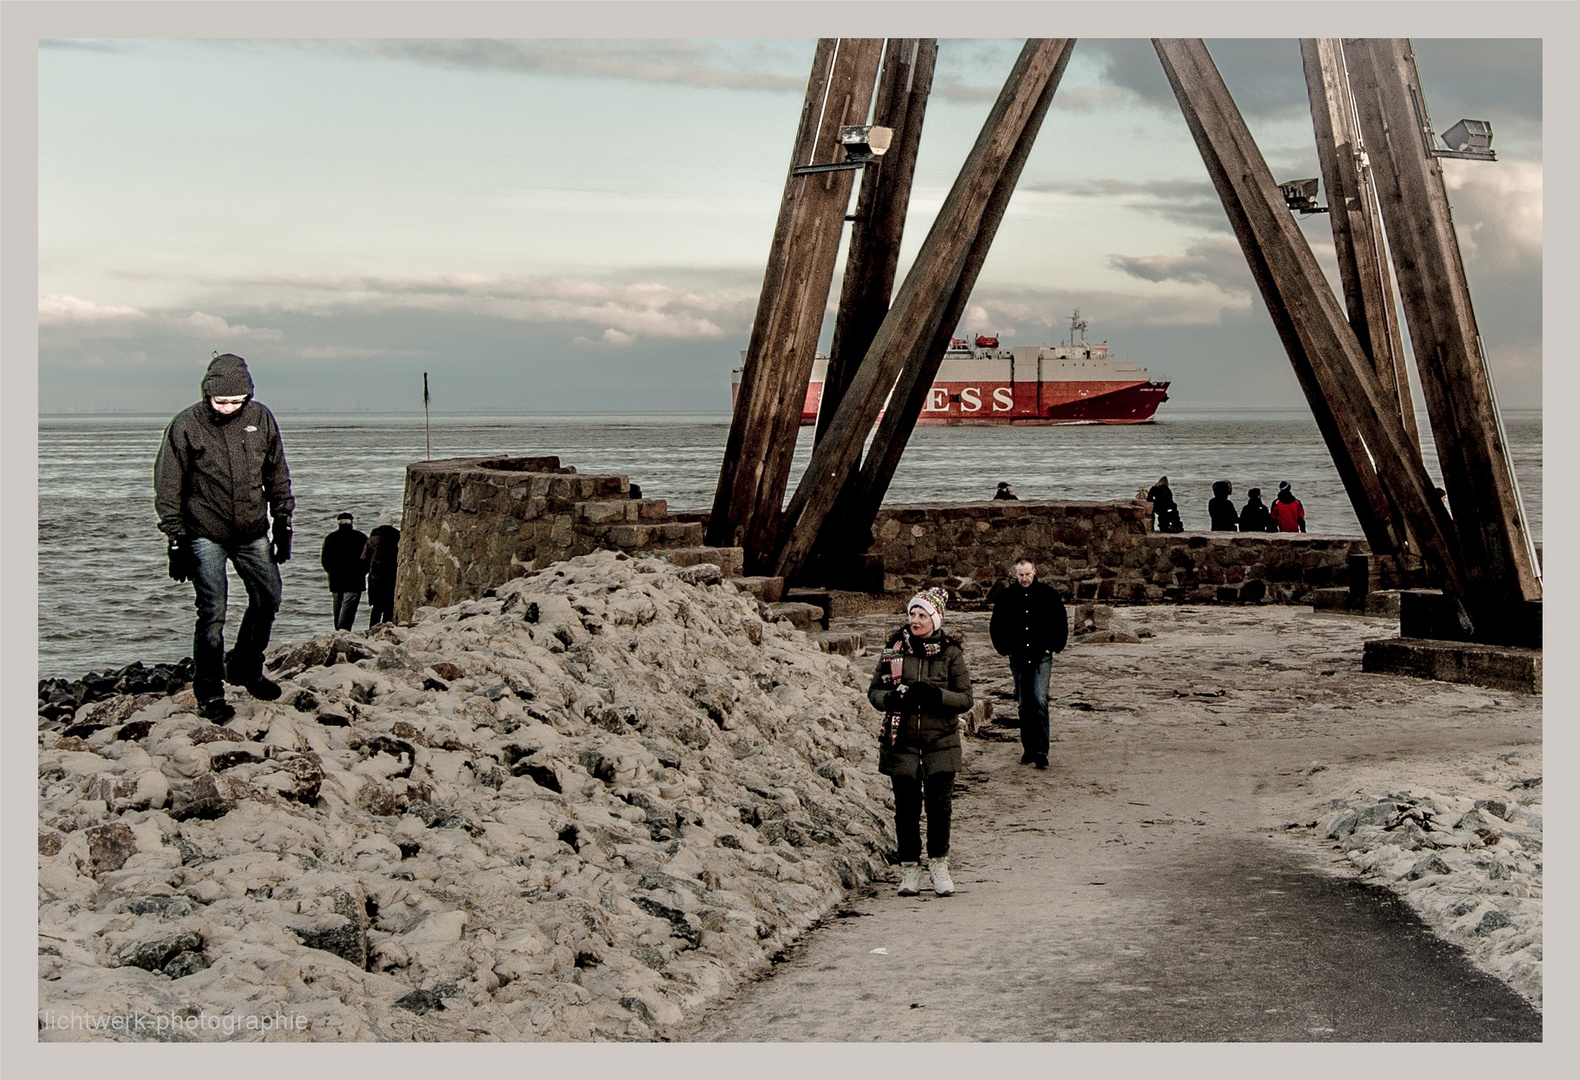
1153,38,1466,596
816,39,937,447
707,38,885,571
772,39,1074,584
1342,38,1542,641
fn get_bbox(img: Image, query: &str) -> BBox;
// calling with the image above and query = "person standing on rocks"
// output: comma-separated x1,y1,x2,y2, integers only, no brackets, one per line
994,481,1019,500
154,353,294,722
320,511,368,631
868,587,974,897
1269,480,1307,533
989,557,1068,769
362,509,401,628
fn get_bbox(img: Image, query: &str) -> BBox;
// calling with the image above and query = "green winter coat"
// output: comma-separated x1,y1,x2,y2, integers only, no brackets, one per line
867,627,973,778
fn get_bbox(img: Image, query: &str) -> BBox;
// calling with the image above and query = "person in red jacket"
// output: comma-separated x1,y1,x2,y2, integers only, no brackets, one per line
1269,480,1306,533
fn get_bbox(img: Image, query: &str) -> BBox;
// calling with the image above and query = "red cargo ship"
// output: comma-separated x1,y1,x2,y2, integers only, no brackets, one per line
731,312,1170,425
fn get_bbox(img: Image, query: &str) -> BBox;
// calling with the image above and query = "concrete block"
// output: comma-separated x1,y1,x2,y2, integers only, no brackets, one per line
1362,637,1541,695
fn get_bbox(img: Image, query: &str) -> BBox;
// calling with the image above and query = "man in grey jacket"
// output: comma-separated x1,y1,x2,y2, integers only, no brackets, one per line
154,354,295,721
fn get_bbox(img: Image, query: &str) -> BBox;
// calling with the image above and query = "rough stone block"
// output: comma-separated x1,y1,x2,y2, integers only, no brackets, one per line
1362,637,1541,695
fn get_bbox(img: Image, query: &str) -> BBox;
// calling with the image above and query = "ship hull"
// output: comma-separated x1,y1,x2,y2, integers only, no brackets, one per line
732,377,1171,426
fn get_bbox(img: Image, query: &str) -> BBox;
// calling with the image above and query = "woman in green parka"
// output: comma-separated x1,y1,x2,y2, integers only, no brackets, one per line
868,586,973,897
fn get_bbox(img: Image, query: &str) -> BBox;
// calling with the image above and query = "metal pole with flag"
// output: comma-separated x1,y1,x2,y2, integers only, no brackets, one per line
423,373,431,460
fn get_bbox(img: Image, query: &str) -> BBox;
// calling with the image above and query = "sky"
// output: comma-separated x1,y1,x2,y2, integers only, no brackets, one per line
33,21,1545,415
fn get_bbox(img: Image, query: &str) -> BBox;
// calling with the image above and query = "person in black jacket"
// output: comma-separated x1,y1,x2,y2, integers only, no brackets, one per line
362,510,401,628
1147,476,1183,533
1208,479,1239,531
989,558,1069,769
320,512,369,631
1239,487,1275,533
154,353,294,721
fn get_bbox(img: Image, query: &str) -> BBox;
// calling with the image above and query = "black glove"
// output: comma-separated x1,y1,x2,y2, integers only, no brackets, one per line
879,689,905,712
167,534,197,583
271,516,293,563
906,681,943,710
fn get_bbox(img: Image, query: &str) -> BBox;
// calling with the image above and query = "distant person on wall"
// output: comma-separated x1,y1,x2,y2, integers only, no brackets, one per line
1208,479,1239,531
1269,481,1307,533
320,511,368,631
869,587,973,898
989,557,1068,770
994,482,1019,500
1147,475,1183,533
154,353,294,722
363,510,402,627
1239,487,1275,533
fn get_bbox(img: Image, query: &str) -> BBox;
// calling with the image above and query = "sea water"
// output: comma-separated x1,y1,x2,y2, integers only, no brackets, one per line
36,407,1542,680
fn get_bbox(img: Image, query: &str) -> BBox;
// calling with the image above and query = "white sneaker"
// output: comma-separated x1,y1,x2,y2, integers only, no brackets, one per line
897,863,923,896
928,857,955,896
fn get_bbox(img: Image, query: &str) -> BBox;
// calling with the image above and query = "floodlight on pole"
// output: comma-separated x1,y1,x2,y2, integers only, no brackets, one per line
1278,177,1329,215
1435,118,1496,161
792,125,895,176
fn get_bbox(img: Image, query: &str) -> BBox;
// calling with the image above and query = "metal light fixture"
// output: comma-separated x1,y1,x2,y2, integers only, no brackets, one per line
1278,178,1328,215
792,124,894,176
1436,118,1496,161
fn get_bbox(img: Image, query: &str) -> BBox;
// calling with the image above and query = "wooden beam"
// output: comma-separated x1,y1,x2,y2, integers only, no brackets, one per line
1153,39,1467,596
706,38,885,569
1301,39,1418,447
772,39,1073,584
843,39,1071,537
816,39,937,446
1342,38,1542,635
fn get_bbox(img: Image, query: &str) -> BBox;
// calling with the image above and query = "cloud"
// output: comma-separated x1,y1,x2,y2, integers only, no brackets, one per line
285,39,808,93
1107,238,1253,292
1021,177,1231,232
1444,159,1542,273
39,295,283,345
221,271,746,342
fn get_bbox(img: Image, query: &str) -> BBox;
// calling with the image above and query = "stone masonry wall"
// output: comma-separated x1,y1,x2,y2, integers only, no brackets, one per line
873,498,1368,606
395,456,735,620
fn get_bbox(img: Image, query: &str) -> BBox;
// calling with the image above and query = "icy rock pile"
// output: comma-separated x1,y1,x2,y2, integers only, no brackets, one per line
37,551,895,1041
1318,753,1542,1008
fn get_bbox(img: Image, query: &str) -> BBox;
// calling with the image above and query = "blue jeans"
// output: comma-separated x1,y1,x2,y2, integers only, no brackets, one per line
1011,652,1053,759
190,535,282,702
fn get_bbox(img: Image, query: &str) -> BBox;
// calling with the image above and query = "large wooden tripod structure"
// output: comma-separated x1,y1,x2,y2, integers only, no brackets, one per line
708,38,1541,646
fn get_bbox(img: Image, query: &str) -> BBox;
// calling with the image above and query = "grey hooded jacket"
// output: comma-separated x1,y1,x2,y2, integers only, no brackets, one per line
154,354,295,545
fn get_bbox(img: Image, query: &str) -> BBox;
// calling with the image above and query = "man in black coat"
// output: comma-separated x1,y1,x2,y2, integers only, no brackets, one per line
989,557,1069,769
154,353,294,721
320,512,369,631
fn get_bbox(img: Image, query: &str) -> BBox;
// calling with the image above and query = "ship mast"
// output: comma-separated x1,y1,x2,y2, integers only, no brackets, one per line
1066,309,1088,348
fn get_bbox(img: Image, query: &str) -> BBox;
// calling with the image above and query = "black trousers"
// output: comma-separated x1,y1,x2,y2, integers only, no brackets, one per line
367,582,395,628
892,770,954,862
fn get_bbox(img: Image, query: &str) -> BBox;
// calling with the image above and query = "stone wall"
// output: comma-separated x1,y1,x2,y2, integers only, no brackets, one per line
395,456,738,620
872,499,1368,606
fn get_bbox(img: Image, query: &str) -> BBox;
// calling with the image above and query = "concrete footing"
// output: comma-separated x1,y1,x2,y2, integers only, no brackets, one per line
1362,637,1542,695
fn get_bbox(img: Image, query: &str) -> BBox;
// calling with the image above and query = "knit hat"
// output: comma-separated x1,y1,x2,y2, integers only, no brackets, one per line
907,587,948,633
1278,480,1291,493
378,510,394,526
337,511,354,523
201,353,254,398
